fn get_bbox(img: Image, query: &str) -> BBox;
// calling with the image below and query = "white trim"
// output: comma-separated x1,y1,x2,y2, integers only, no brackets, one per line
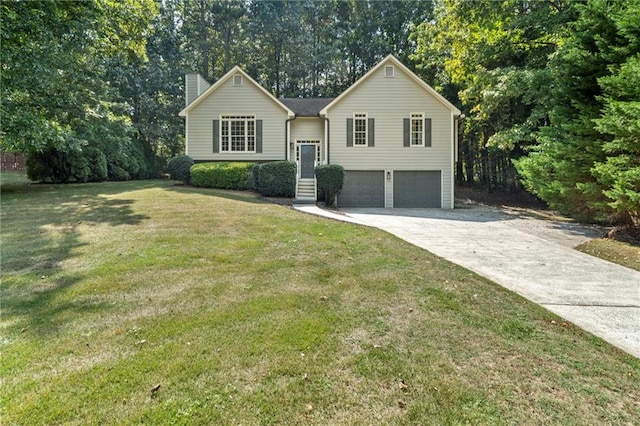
185,117,190,155
450,115,456,209
353,112,368,147
320,55,461,116
219,114,256,153
410,112,425,147
233,74,243,86
385,65,395,78
296,140,320,178
385,169,393,208
179,66,295,118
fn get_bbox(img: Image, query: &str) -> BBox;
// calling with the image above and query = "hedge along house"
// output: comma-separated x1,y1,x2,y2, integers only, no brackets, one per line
179,55,462,208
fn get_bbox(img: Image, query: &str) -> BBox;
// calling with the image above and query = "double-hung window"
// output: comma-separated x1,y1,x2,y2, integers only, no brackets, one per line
410,113,425,146
353,113,368,146
220,115,255,152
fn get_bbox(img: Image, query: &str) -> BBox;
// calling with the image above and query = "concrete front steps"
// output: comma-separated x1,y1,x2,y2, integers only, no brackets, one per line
295,178,316,204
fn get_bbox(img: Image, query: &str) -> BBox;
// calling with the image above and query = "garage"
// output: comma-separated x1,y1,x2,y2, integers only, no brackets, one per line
338,171,385,207
393,171,441,208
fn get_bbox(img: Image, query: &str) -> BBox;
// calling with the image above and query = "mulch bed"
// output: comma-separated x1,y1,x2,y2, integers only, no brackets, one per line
455,185,548,210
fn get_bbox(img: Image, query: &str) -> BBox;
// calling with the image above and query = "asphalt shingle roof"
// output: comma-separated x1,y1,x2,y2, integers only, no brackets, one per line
281,98,335,117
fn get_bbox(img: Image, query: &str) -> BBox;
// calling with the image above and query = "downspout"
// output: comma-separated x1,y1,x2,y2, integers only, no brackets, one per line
285,115,297,160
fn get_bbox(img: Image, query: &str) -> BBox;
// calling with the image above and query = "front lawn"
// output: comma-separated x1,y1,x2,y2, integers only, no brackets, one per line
1,180,638,424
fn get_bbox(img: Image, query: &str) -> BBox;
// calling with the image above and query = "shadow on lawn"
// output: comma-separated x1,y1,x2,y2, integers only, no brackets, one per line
161,182,270,205
1,181,151,335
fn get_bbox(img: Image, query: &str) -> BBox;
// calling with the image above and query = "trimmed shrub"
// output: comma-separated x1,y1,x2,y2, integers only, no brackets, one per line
257,161,296,197
249,163,261,190
190,162,254,190
315,164,344,206
166,155,194,184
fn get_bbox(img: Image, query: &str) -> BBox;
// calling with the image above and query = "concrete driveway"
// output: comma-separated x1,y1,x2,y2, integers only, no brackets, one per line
294,203,640,358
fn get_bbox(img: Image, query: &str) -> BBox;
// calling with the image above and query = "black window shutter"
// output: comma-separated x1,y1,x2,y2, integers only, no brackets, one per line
346,118,353,147
256,119,263,153
368,118,375,147
403,118,410,147
424,118,432,147
213,119,219,153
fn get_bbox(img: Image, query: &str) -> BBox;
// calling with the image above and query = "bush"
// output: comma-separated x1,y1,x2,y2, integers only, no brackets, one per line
84,146,108,182
315,164,344,206
26,147,90,183
190,162,254,190
166,155,194,184
257,161,296,197
249,163,261,190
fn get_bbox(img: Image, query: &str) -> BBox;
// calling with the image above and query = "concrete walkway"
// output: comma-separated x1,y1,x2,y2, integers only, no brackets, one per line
293,203,640,358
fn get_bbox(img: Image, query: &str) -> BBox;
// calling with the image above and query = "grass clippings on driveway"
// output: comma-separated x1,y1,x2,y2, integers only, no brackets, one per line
1,180,639,425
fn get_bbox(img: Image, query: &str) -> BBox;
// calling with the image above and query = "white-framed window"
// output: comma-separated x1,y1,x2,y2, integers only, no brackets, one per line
385,65,395,78
410,113,424,146
220,115,255,152
233,74,243,86
354,113,368,146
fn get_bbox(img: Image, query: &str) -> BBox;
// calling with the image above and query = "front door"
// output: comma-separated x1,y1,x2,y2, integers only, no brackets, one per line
300,144,316,178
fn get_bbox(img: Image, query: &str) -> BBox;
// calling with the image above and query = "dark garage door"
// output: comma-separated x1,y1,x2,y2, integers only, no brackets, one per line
394,171,441,208
339,171,385,207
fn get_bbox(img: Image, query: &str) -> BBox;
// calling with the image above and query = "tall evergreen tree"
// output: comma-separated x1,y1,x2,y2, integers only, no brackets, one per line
515,0,640,224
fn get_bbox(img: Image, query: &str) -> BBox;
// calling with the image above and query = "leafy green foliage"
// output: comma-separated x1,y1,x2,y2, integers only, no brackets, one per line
315,164,344,207
256,161,296,197
249,163,262,190
592,53,640,226
84,147,109,182
166,155,194,184
25,139,149,184
515,0,640,225
26,148,90,184
411,0,572,190
190,162,253,190
0,0,157,180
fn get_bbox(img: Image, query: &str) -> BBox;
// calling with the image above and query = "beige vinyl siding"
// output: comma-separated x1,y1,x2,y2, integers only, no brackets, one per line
185,77,288,161
289,118,325,162
327,63,455,208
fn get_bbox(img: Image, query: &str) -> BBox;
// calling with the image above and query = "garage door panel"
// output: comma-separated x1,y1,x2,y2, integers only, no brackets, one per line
394,171,441,208
339,171,384,207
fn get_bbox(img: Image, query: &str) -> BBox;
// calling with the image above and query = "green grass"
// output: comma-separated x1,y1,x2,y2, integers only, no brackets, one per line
0,171,31,186
577,238,640,272
1,179,639,425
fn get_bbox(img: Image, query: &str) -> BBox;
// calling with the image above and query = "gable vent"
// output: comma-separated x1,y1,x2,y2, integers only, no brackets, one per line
233,74,243,86
385,65,394,78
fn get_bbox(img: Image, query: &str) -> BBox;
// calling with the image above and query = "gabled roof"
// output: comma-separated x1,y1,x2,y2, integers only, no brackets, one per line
280,98,335,117
319,55,462,116
178,66,295,118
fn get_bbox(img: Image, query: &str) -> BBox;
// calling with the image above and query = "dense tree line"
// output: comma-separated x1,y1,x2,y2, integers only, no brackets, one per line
1,0,638,226
414,0,639,226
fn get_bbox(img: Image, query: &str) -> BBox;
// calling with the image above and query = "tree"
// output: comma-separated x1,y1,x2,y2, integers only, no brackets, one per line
1,0,157,181
515,0,640,224
412,0,572,190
